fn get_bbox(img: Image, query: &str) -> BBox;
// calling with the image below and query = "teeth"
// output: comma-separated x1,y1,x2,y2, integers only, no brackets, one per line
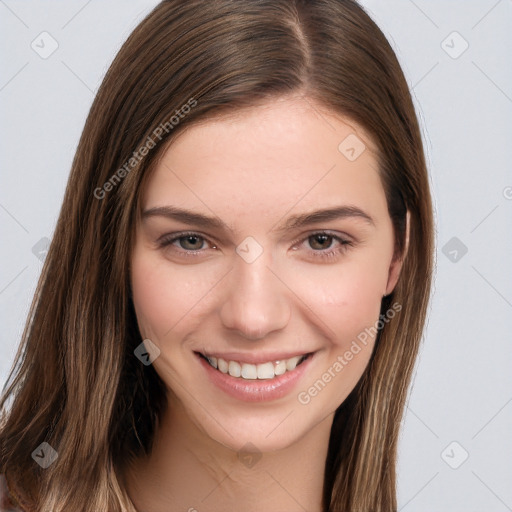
286,355,301,371
274,360,287,376
228,361,241,377
218,358,228,374
241,363,258,379
204,353,308,380
257,362,274,379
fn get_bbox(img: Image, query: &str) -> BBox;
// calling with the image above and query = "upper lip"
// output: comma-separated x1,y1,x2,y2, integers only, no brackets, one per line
195,350,315,365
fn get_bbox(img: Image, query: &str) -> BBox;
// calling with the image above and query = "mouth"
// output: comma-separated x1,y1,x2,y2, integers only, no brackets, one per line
195,351,313,380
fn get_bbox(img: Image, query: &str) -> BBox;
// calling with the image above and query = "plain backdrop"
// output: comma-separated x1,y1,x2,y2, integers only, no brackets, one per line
1,1,511,510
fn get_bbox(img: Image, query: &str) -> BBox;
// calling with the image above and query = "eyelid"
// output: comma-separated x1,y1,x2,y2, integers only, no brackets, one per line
289,229,355,246
156,230,217,249
157,229,353,248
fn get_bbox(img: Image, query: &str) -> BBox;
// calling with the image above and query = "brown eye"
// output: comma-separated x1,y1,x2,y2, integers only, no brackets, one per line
308,234,334,250
292,231,354,262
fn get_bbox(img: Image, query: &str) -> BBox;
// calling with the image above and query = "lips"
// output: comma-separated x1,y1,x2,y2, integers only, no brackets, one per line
196,350,316,402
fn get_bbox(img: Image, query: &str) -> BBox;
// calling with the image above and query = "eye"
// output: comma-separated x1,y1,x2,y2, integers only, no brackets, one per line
309,233,335,250
157,230,354,262
175,234,206,251
157,231,216,258
293,231,354,261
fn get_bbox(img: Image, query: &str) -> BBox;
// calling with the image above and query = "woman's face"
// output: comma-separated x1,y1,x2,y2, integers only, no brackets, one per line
131,95,403,452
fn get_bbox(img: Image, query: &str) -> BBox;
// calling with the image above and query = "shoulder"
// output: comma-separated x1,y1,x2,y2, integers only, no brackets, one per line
0,473,27,512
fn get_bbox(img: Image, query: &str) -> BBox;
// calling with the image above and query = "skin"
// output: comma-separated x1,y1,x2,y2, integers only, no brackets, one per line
125,94,406,512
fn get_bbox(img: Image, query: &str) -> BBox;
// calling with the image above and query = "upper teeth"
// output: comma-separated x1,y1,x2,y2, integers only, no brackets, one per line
205,354,306,380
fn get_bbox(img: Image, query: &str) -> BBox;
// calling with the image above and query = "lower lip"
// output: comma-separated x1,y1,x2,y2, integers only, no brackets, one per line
196,353,315,402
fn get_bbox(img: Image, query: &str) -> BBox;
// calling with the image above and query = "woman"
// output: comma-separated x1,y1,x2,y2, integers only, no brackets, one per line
0,0,434,510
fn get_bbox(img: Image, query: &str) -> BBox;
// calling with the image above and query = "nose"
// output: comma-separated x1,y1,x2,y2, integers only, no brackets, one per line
219,252,291,340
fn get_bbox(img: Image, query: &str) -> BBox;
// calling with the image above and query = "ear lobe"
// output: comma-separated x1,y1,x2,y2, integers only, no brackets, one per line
384,210,410,296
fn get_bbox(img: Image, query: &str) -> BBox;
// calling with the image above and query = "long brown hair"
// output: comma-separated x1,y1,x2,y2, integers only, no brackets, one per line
0,1,434,510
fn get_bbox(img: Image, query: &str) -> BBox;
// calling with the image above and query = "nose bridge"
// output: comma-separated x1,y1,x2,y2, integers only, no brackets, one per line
219,250,290,339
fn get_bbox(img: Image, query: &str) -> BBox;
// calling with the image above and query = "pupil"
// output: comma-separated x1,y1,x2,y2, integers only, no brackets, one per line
310,234,331,250
181,235,202,250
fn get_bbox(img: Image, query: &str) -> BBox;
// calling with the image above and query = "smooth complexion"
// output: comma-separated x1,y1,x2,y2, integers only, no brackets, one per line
126,95,405,512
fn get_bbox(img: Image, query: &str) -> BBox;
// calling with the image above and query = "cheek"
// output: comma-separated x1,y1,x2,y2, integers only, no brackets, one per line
130,249,216,342
290,259,385,346
292,268,384,409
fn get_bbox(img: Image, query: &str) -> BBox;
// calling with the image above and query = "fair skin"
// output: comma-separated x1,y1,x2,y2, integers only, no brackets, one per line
125,95,405,512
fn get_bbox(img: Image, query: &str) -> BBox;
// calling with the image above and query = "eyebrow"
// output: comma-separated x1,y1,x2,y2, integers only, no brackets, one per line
141,205,375,235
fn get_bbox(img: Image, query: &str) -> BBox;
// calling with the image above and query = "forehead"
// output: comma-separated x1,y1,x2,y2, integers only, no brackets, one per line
142,96,387,227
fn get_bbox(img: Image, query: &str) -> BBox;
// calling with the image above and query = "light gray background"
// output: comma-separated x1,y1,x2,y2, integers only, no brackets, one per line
1,1,511,510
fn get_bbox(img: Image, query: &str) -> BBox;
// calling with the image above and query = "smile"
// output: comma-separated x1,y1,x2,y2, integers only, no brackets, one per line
195,350,317,402
198,352,312,380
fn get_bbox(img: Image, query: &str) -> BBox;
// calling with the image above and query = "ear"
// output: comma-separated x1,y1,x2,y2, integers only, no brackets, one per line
384,210,410,296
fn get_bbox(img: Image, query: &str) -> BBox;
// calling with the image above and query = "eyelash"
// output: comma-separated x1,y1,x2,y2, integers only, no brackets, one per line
157,231,354,261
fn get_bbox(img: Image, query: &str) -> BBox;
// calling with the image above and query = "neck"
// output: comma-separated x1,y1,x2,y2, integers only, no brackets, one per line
124,397,333,512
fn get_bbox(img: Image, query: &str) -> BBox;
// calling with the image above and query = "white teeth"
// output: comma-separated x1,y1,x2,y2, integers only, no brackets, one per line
274,360,287,376
205,354,309,380
286,355,301,371
257,362,275,379
228,361,241,377
241,363,258,379
217,358,228,373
